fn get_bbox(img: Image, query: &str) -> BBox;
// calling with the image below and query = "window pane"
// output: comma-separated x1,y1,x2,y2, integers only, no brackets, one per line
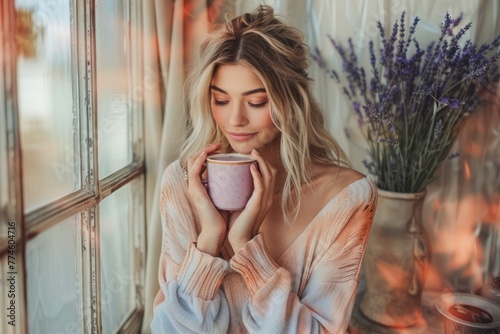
16,0,79,211
100,184,135,332
26,216,81,334
96,1,133,179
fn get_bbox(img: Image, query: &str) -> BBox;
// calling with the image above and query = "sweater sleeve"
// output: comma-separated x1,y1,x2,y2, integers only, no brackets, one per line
150,162,231,334
230,178,377,334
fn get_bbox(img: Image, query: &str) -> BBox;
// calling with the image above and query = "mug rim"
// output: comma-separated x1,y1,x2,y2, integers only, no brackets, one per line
207,153,256,165
435,292,500,328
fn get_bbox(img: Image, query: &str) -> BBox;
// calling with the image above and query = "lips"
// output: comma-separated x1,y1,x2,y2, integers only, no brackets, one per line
227,131,257,142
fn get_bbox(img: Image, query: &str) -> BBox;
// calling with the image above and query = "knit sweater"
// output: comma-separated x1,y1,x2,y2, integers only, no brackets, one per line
151,160,377,334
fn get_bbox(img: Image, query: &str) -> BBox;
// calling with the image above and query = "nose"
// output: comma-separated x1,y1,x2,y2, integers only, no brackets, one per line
228,103,249,127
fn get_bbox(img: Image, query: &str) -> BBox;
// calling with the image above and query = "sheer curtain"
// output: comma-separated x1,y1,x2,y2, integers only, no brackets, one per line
141,1,231,331
141,0,500,331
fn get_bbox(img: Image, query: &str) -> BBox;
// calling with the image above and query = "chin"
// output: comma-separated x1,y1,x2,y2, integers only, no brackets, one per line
228,142,256,155
230,146,253,155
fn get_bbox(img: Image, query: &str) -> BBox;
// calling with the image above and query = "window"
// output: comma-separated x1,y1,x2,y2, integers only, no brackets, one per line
0,0,146,333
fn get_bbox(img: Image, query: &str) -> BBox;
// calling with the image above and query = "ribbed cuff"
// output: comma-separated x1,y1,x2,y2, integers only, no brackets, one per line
177,243,230,300
230,233,280,295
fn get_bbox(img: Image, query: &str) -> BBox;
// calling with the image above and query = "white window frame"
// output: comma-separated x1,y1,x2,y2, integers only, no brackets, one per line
0,0,146,333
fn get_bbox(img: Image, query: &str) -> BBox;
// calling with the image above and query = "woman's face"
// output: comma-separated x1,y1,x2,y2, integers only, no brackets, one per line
210,64,280,154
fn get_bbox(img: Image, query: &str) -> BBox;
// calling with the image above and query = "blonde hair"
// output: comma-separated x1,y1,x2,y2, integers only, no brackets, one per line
180,5,349,222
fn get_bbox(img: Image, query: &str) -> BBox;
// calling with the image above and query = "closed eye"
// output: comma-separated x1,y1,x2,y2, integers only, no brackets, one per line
213,100,229,106
248,101,268,108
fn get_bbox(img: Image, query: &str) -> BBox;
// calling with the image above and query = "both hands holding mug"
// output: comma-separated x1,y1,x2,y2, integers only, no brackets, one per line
185,143,277,257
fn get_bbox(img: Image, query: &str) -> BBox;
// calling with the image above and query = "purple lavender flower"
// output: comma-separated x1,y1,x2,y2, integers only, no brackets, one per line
447,13,464,36
433,120,443,139
316,11,500,192
439,98,463,108
448,150,461,159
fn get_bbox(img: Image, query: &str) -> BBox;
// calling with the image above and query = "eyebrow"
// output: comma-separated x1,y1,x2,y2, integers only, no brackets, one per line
210,85,266,96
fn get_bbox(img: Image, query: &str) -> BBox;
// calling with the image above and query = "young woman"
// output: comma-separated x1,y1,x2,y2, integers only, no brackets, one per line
151,5,377,333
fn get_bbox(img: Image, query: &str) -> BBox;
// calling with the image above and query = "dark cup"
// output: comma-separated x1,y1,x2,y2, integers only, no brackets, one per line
436,293,500,334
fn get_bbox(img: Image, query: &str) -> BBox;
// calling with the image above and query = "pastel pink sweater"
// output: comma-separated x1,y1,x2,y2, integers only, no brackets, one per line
151,161,377,333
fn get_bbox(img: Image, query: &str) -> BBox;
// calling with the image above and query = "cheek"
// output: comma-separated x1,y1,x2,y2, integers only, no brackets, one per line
262,112,277,130
257,112,280,137
211,108,225,127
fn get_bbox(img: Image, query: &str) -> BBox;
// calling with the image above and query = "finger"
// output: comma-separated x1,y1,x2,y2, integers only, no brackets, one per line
251,150,274,203
249,163,264,194
187,151,221,214
206,143,222,156
188,143,221,163
187,143,221,175
251,149,270,176
189,151,207,183
246,164,268,218
203,143,222,156
242,165,268,237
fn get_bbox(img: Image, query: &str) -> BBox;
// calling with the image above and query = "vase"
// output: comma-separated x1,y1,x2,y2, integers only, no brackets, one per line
359,188,430,328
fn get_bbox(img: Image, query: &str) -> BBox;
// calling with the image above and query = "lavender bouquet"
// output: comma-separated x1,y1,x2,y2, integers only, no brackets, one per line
315,12,500,193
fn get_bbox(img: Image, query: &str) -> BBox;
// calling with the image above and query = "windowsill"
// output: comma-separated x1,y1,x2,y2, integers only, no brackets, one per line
349,289,446,334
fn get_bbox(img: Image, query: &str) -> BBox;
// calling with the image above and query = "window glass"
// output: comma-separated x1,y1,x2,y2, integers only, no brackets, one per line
100,183,136,332
96,0,133,179
16,0,79,211
5,0,144,332
26,216,81,334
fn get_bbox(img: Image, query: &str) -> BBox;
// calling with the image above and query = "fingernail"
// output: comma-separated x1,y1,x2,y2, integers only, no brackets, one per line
252,149,260,155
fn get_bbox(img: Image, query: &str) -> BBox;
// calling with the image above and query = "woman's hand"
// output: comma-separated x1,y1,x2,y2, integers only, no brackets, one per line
185,143,227,256
227,149,277,253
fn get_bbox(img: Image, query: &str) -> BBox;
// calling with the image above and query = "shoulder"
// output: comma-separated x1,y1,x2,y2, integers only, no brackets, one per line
335,166,376,202
314,166,377,237
312,164,373,198
306,164,377,219
329,166,366,191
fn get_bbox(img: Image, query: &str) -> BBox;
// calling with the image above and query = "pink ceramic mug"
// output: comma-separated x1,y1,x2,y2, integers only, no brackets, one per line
206,153,256,211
